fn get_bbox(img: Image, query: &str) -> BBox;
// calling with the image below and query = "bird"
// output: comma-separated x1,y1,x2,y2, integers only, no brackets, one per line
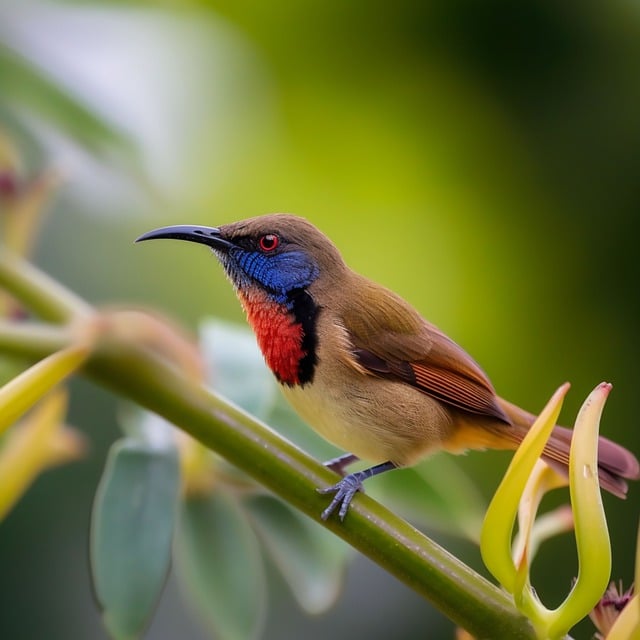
136,214,640,520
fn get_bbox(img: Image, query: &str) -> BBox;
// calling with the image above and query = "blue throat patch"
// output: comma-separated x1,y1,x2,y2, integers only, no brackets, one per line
227,248,320,305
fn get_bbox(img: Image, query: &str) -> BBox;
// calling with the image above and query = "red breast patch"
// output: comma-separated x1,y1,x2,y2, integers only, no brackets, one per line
238,289,306,385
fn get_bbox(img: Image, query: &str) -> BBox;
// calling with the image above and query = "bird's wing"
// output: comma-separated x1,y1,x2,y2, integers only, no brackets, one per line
341,279,511,424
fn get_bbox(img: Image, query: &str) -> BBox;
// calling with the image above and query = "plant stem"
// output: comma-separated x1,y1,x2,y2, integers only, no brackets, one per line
0,251,93,322
0,256,538,639
0,321,72,358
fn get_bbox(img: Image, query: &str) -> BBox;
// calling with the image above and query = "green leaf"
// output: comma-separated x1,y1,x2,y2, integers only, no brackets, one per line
0,46,139,166
245,494,350,614
176,490,266,640
90,435,180,640
117,403,179,447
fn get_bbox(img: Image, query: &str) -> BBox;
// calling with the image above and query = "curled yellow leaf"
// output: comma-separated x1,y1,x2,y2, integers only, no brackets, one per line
548,383,612,638
0,389,85,521
0,344,90,437
481,383,569,594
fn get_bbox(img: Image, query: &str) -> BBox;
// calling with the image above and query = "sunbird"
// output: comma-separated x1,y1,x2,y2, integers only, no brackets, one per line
137,214,639,520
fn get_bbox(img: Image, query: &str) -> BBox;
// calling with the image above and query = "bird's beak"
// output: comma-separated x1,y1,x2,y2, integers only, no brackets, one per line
135,225,234,252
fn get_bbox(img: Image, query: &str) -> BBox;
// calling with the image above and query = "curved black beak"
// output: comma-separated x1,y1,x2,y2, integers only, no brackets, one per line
135,225,234,251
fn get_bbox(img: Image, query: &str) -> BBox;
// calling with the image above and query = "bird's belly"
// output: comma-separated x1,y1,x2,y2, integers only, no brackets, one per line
280,374,454,466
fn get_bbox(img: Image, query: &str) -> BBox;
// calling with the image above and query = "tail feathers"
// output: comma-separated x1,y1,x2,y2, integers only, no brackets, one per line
542,428,637,499
497,397,640,499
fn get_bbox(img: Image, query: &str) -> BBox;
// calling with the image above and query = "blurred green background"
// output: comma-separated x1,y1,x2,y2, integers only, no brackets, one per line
1,0,639,638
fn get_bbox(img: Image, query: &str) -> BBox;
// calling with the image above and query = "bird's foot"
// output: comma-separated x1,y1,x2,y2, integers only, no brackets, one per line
318,460,398,521
318,472,365,521
323,452,359,477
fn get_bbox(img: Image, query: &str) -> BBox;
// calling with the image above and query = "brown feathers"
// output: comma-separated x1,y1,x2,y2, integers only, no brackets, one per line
221,215,640,498
498,399,640,498
342,274,510,423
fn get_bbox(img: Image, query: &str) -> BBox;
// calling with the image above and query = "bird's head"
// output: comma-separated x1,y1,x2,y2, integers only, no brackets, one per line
136,214,346,304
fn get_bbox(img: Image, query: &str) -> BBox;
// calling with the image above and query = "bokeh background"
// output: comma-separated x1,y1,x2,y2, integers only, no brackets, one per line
1,0,639,638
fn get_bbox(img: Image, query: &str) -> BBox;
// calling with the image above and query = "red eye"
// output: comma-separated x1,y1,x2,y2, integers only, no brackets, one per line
259,233,279,252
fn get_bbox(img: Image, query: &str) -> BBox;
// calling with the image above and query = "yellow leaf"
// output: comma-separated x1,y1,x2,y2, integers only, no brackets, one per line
3,170,61,256
0,344,90,437
0,390,85,521
513,459,568,570
605,593,640,640
549,383,612,638
481,383,568,594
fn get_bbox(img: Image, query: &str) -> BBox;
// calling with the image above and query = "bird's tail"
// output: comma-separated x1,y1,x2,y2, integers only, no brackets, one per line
497,397,640,499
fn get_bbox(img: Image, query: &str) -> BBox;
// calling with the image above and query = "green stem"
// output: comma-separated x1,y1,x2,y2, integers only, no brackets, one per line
0,251,93,322
0,321,73,358
0,262,537,639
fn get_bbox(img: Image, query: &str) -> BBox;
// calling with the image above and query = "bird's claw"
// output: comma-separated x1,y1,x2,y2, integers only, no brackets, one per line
318,473,364,521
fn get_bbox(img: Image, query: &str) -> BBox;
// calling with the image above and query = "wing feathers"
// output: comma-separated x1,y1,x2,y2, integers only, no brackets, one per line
351,345,511,424
410,362,510,422
342,274,511,424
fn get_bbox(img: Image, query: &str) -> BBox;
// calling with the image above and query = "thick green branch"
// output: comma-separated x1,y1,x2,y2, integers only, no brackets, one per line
0,253,537,640
0,251,93,322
